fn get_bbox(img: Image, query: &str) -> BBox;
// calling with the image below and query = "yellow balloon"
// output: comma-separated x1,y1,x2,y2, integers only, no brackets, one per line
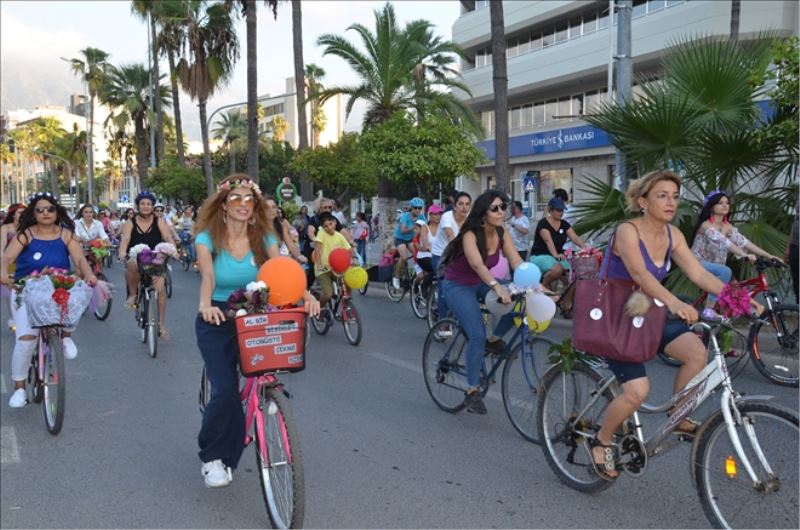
344,266,368,289
513,300,552,333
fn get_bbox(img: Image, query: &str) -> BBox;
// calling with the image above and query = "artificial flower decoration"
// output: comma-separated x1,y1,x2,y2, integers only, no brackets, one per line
216,177,263,197
225,281,274,318
717,282,751,318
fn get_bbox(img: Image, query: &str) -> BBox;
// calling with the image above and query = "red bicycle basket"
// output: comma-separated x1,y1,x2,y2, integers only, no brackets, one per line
235,309,306,376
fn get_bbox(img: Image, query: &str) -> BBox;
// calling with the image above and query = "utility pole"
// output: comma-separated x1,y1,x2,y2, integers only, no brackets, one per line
147,12,156,170
615,0,633,190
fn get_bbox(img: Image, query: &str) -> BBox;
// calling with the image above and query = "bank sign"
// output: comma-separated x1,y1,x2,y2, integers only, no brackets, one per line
477,124,612,161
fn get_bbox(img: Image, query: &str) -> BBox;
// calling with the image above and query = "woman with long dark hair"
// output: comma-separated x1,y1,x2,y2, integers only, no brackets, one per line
0,192,97,408
440,190,524,414
264,196,306,264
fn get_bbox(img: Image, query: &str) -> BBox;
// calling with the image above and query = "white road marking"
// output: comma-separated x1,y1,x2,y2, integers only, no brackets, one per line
1,426,21,464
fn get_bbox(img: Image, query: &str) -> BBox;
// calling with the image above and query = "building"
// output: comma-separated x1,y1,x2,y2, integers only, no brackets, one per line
452,0,798,211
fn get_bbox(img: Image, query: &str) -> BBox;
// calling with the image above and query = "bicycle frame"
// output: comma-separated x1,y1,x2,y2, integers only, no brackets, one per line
36,326,61,381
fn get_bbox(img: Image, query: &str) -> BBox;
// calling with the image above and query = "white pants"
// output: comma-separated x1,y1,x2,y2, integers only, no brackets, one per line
9,300,75,381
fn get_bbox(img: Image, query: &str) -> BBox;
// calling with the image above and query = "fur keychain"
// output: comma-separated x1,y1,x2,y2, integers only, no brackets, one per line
625,291,652,317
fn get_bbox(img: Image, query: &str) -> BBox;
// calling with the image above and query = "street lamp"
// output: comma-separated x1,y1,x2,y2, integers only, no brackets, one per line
206,91,297,137
29,149,74,202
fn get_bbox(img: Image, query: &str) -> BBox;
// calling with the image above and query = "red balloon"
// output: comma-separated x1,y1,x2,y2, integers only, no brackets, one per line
328,248,351,274
257,256,306,307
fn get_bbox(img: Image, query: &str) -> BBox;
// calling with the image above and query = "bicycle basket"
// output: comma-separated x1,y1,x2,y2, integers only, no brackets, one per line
22,276,92,328
235,309,307,376
569,255,601,281
137,253,169,276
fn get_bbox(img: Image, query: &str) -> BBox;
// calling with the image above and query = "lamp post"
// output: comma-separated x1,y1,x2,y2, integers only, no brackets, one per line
206,91,297,136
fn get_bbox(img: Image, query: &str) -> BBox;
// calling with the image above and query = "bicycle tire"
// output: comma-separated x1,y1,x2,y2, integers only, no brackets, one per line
385,280,405,302
342,299,362,346
255,386,305,529
749,304,799,387
182,255,190,272
93,272,113,321
27,352,43,404
359,282,368,296
537,362,618,493
422,319,469,413
147,291,159,358
310,308,331,335
198,366,211,415
42,330,65,435
138,290,148,343
165,270,173,298
501,335,557,444
693,401,799,529
426,287,439,330
410,277,428,320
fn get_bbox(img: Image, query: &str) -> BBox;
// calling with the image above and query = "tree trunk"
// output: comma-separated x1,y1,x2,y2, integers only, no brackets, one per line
47,159,58,197
88,94,95,201
229,144,236,174
292,0,313,201
134,116,149,191
490,0,510,194
151,14,164,164
199,98,214,197
246,0,259,182
730,0,740,42
168,49,186,166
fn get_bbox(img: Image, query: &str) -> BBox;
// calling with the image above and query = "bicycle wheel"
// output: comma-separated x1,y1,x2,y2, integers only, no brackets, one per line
198,366,211,414
385,280,405,302
694,401,799,529
749,304,799,387
310,308,331,335
501,335,557,444
422,319,469,413
42,330,65,435
165,270,173,298
138,296,148,343
147,291,159,358
182,253,190,271
26,353,43,404
342,299,362,346
255,386,305,529
93,272,113,321
537,362,618,493
410,277,428,320
359,282,368,296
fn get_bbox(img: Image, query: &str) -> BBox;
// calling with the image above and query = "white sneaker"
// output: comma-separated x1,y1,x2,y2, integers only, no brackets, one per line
435,325,453,340
7,318,15,332
201,459,231,488
392,277,400,290
8,388,27,408
62,337,78,360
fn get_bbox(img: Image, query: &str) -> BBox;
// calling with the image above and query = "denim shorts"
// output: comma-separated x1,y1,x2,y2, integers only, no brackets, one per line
394,238,412,248
529,254,570,274
605,318,691,384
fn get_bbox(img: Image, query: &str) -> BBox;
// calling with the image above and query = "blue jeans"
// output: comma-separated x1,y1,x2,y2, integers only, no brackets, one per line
442,279,515,387
196,302,245,469
701,261,732,302
180,231,196,262
432,255,449,320
357,239,366,265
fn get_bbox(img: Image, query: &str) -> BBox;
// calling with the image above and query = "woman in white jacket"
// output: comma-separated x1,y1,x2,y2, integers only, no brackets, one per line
74,203,110,243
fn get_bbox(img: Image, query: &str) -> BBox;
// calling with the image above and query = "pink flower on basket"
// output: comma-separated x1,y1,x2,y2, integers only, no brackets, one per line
128,243,150,261
717,282,751,318
154,242,179,259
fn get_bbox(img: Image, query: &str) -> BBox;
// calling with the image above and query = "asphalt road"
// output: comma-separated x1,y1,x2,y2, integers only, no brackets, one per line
1,265,797,529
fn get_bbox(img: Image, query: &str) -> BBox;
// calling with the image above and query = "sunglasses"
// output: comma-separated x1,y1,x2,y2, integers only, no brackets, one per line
154,208,164,213
488,203,508,213
227,193,255,207
35,206,57,214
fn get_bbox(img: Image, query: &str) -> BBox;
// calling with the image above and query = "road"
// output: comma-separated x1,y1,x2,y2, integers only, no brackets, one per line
1,264,797,528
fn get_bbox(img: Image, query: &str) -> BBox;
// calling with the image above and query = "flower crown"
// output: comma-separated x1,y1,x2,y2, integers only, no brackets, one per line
703,189,727,207
28,191,58,204
217,178,262,197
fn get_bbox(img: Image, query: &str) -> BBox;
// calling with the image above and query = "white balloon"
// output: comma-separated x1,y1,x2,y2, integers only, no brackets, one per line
485,290,513,316
526,291,557,322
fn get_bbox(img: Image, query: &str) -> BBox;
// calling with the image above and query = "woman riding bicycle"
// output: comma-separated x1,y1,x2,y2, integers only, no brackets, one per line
416,204,442,289
176,205,197,269
690,190,780,304
194,175,319,488
0,192,97,408
74,203,110,273
529,196,587,292
587,170,763,480
1,203,25,332
118,191,175,339
440,190,525,415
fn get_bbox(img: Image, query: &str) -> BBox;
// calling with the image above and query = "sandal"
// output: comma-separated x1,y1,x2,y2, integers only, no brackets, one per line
159,326,171,340
583,435,619,481
125,295,137,310
673,417,700,436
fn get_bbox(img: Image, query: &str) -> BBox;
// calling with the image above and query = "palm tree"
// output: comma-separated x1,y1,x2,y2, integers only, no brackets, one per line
66,46,110,196
268,115,288,142
171,0,240,196
489,0,509,192
155,1,188,166
291,0,312,200
132,1,165,163
305,63,326,147
730,0,741,42
30,117,67,195
212,110,246,174
52,124,88,200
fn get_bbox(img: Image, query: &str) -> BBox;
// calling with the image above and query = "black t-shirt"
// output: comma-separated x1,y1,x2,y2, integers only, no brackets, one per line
530,217,571,256
308,215,344,236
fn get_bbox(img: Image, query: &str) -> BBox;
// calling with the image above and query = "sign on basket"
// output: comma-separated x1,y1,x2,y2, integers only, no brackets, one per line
235,309,306,376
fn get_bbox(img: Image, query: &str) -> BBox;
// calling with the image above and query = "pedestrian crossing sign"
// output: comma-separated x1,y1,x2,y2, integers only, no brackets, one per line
524,178,536,193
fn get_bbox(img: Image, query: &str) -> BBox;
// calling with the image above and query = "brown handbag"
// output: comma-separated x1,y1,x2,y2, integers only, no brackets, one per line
572,230,667,363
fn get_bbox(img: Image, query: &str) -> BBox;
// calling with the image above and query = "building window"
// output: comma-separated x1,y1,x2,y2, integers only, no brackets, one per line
521,103,533,127
648,0,666,13
530,31,542,50
481,110,494,135
583,11,597,34
569,16,583,39
571,94,584,116
509,107,523,130
544,99,558,123
517,34,530,54
632,0,647,19
558,97,572,119
542,27,554,48
555,21,568,43
507,38,518,58
533,102,545,125
598,7,610,30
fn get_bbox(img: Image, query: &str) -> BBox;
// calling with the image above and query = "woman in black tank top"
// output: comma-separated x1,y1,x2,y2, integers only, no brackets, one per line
130,214,163,250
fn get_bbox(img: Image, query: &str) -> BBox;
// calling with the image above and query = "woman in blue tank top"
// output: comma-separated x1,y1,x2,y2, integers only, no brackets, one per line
0,192,98,408
586,171,762,480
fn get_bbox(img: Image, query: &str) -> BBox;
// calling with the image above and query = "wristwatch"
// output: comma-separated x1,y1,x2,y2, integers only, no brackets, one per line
489,280,499,288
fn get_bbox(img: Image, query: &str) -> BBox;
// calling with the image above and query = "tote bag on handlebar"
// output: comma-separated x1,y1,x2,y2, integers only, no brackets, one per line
572,230,666,364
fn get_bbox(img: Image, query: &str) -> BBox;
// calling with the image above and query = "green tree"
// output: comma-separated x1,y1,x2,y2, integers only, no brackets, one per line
52,124,88,200
155,0,189,166
268,115,288,142
258,139,296,191
150,153,207,202
30,117,68,195
212,109,246,174
305,63,327,148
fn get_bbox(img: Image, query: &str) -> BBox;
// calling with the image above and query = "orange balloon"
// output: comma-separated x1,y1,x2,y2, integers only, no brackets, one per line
257,256,306,307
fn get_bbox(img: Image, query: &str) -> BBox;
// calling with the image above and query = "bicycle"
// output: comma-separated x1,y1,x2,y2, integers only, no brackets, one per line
133,255,168,358
422,293,556,444
83,246,112,321
198,367,304,528
24,324,66,435
310,273,362,345
536,310,799,529
658,257,798,387
410,272,434,320
385,254,416,303
179,232,194,272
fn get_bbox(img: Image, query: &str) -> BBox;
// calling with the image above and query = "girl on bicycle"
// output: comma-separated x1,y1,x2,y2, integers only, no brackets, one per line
690,190,780,302
74,203,110,274
176,205,196,269
529,196,587,292
195,175,319,488
1,203,25,332
588,171,762,480
0,192,97,408
440,190,525,415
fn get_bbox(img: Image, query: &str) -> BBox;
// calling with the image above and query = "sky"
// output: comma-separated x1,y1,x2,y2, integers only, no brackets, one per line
0,0,461,143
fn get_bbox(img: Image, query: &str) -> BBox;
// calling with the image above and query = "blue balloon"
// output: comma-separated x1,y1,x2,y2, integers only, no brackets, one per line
514,262,541,289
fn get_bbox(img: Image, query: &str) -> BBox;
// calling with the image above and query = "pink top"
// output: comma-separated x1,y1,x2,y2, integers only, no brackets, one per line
692,225,748,264
444,247,501,286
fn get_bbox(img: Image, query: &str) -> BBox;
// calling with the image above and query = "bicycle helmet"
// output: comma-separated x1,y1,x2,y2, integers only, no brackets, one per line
135,191,157,206
409,197,424,208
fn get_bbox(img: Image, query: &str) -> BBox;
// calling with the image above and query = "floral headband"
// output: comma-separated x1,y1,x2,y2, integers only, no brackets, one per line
28,191,59,204
703,189,728,207
217,178,262,197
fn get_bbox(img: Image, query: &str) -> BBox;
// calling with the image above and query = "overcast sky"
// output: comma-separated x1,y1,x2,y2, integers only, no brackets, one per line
1,0,461,142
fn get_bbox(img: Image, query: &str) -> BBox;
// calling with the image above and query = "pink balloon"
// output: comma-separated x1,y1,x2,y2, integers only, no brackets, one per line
490,255,510,280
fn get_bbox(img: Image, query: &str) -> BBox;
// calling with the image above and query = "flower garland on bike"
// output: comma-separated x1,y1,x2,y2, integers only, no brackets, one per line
118,191,176,339
0,192,97,408
194,174,320,488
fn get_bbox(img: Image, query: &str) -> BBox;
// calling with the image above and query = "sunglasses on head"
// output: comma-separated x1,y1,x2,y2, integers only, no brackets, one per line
35,206,57,214
488,202,508,213
227,193,255,207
